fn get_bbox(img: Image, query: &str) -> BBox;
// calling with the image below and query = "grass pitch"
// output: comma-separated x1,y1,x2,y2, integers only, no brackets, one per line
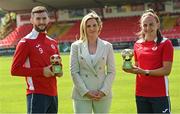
0,51,180,113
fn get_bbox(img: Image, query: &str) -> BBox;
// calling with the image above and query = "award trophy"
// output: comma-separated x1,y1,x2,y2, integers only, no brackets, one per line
121,49,134,69
50,54,62,75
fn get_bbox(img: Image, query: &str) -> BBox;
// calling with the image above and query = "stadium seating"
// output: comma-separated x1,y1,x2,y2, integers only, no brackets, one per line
0,24,32,48
60,16,180,42
60,16,141,42
56,17,180,42
100,16,140,42
47,22,73,40
1,16,180,48
60,21,81,42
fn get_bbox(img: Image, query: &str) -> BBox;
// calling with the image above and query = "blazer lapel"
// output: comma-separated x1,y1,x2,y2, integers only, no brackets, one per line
80,41,97,75
93,38,105,66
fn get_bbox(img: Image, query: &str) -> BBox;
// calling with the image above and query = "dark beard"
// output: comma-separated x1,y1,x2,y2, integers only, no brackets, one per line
34,25,47,32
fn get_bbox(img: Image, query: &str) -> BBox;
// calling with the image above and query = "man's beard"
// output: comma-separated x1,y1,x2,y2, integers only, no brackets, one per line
34,25,47,32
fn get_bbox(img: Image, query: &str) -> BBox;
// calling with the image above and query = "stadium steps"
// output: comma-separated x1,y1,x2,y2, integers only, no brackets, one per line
60,21,81,42
47,22,72,40
162,16,177,30
0,24,32,48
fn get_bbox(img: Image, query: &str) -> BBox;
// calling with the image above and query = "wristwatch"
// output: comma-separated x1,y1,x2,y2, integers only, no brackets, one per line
145,70,150,76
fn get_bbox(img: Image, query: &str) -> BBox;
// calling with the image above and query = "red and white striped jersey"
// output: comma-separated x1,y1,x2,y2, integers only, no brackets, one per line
134,38,174,97
11,29,60,96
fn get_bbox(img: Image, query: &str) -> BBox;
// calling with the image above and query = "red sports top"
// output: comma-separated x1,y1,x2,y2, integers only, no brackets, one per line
134,38,174,97
11,29,60,96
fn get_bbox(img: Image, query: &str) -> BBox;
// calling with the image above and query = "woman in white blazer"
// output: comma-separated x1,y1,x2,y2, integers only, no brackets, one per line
70,11,116,114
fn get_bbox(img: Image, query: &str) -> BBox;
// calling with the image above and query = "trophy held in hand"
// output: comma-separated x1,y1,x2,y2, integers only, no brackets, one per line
50,54,62,75
121,49,134,70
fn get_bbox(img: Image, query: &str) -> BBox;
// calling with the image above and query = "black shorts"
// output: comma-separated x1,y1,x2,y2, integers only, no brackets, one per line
27,93,58,113
136,96,171,114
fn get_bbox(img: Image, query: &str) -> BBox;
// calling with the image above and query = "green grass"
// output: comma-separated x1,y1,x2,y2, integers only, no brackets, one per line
0,50,180,113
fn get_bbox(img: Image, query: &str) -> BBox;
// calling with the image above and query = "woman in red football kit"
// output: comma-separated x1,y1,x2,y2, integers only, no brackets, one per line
123,9,174,114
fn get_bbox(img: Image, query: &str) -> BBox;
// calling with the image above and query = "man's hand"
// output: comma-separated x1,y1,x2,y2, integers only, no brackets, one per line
43,65,54,77
54,72,63,78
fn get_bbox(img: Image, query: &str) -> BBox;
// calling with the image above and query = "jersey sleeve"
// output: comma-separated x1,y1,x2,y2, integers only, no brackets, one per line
11,39,43,77
162,40,174,62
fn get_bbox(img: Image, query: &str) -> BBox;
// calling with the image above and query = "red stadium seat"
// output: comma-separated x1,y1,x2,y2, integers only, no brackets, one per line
0,24,33,47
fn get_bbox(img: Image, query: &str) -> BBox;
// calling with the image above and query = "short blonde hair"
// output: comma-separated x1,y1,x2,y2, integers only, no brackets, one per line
79,11,102,41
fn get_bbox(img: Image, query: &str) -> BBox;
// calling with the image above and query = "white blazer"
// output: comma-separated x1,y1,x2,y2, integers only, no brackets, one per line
70,38,116,100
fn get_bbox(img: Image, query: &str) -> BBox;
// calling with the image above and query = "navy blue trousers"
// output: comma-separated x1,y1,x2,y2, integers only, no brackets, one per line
136,96,171,114
27,94,58,114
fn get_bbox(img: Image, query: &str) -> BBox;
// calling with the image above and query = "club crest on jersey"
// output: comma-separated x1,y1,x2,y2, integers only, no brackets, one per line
152,46,157,51
137,46,143,50
51,44,55,49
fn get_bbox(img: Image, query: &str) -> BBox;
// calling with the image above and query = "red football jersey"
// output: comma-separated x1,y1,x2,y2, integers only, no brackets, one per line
11,29,60,96
134,38,174,97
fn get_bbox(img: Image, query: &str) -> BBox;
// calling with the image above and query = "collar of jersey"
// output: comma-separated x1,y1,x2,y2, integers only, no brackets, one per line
137,37,157,43
25,28,46,40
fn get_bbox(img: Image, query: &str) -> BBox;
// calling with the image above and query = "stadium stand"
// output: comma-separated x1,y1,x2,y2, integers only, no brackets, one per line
47,22,73,39
60,21,81,42
1,15,180,49
0,0,180,51
59,16,180,43
0,24,32,48
60,17,140,43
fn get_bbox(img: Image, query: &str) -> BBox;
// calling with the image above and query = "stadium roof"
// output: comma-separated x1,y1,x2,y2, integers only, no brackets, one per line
0,0,169,13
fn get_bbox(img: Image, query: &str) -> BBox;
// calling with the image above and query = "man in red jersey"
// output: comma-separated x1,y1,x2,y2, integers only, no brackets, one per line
11,6,63,113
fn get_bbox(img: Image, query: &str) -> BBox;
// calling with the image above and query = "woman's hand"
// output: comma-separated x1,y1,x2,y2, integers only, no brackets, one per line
96,90,105,100
123,65,138,74
85,90,99,100
122,66,145,75
85,90,106,101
